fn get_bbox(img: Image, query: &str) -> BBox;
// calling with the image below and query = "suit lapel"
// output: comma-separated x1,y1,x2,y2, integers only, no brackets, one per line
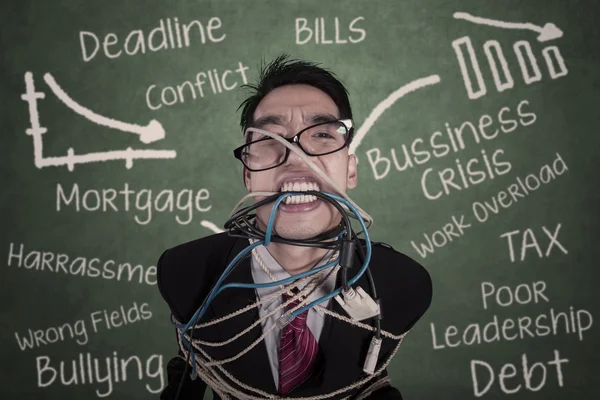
208,237,277,394
206,237,378,397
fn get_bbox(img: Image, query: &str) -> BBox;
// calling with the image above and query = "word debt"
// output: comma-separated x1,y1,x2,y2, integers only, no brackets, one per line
14,302,152,351
145,61,249,110
80,17,226,62
295,17,366,44
36,352,164,398
471,350,568,397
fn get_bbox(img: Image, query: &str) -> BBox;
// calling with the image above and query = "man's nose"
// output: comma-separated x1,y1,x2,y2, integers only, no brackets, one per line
285,142,307,165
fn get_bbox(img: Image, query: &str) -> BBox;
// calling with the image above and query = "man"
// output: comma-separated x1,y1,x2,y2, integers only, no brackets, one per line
157,55,432,399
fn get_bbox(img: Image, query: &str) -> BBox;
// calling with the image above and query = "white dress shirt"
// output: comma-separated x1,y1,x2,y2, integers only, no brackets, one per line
249,244,338,388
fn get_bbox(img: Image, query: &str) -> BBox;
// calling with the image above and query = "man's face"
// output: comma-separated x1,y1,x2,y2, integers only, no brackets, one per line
244,84,358,240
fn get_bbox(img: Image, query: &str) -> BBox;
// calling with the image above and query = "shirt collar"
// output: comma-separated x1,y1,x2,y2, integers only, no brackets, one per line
250,242,338,310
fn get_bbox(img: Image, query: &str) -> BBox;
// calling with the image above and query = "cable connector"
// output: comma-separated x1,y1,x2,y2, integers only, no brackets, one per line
363,336,382,375
334,286,380,321
276,313,294,329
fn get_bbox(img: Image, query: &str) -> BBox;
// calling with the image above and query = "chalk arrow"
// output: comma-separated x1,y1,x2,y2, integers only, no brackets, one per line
453,12,563,42
43,73,165,143
201,220,224,233
349,75,441,155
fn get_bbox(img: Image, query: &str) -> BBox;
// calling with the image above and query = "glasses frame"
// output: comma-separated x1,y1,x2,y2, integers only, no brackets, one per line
233,118,354,172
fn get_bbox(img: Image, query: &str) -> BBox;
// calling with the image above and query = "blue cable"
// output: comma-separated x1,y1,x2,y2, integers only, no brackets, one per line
175,192,313,335
219,258,339,291
176,193,308,358
176,239,263,377
217,192,372,318
217,192,344,293
178,240,263,331
174,191,372,373
289,192,371,317
323,193,372,286
264,193,290,245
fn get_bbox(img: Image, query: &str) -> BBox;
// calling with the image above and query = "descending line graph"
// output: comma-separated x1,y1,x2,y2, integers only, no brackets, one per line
21,72,176,171
349,75,442,156
44,73,165,144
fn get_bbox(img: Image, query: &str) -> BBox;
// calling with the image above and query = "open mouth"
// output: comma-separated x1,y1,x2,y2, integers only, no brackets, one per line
279,181,320,205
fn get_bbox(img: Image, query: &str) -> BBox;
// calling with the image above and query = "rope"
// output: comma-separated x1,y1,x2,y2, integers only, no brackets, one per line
352,376,392,400
177,322,407,400
188,272,333,347
174,240,408,399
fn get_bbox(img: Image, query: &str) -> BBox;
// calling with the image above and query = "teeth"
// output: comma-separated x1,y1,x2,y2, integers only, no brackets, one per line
280,181,320,192
279,180,321,206
283,194,318,205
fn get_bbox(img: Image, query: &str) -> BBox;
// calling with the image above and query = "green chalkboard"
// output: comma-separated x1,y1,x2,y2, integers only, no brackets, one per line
2,0,599,399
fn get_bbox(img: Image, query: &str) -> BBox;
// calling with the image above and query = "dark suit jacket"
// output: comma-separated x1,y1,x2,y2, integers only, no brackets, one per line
157,232,432,399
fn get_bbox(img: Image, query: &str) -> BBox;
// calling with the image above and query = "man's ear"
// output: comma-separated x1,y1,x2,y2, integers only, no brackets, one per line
347,154,358,189
243,167,251,191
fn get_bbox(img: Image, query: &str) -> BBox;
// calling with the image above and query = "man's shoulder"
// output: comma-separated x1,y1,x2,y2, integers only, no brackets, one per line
156,232,238,322
368,241,433,335
157,232,237,279
369,241,431,285
162,231,235,258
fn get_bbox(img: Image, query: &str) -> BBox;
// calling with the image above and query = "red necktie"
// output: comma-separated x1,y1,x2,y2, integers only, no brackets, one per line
278,293,319,395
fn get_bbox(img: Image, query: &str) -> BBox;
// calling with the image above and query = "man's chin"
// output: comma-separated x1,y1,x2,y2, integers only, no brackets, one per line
262,223,326,241
276,227,321,240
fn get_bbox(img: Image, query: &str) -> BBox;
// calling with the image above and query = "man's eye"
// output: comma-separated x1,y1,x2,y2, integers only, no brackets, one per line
313,131,334,139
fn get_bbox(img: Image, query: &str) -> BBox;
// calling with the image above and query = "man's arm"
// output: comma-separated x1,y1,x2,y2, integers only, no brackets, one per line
367,386,403,399
359,243,433,400
160,348,208,400
359,370,403,400
157,248,209,399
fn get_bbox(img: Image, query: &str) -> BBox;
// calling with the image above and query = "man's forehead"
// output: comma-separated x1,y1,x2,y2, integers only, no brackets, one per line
251,112,339,129
252,84,340,126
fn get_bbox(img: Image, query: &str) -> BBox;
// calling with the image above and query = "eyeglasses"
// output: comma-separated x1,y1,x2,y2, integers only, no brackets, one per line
233,119,353,172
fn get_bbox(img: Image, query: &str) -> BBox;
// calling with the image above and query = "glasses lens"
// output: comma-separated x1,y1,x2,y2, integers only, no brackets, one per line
240,121,350,170
298,121,348,155
241,137,287,171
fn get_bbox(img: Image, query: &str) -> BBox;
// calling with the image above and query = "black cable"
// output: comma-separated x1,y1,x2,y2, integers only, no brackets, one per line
174,231,341,399
175,191,361,399
341,268,349,291
224,191,353,246
229,213,343,248
226,191,360,301
353,233,382,340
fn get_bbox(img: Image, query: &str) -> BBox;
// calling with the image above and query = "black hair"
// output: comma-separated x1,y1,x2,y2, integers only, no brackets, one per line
238,54,353,140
